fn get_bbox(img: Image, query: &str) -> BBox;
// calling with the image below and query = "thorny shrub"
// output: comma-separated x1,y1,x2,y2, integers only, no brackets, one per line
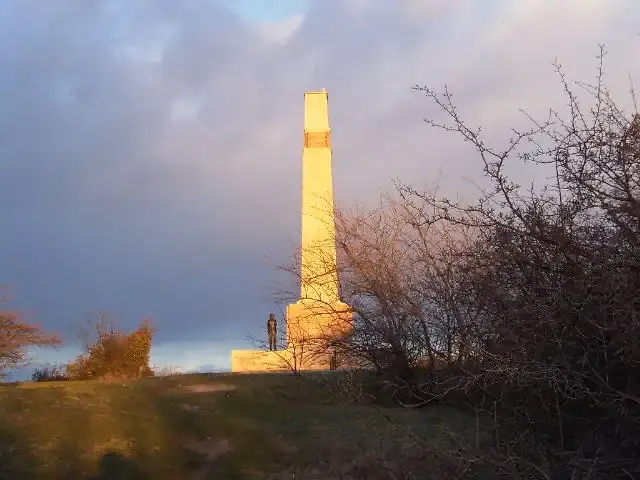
292,48,640,478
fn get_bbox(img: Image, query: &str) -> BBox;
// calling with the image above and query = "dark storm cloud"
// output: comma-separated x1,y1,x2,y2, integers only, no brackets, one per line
0,0,281,345
0,0,638,364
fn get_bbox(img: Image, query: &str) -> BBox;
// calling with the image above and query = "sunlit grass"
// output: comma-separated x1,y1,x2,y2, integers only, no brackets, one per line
0,373,472,479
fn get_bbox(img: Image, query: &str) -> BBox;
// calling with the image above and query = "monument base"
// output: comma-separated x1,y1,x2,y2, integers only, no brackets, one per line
231,300,353,374
231,349,289,373
230,347,335,373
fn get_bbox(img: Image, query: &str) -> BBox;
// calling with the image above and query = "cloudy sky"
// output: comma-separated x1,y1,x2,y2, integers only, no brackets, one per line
1,0,638,379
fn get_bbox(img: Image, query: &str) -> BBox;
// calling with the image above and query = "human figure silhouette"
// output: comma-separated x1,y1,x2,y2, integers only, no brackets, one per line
267,313,277,351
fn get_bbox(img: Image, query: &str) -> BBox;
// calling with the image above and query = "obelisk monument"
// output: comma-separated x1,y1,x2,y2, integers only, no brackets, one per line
285,89,351,349
230,90,351,372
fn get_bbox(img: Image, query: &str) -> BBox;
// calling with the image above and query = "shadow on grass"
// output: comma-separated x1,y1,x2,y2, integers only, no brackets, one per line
90,451,149,480
0,428,40,479
0,374,343,479
0,379,189,479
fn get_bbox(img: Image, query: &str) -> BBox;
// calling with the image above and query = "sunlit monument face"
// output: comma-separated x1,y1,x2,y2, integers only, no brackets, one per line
231,90,351,373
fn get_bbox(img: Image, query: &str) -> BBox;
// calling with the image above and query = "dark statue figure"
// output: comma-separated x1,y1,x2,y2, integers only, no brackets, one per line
267,313,277,351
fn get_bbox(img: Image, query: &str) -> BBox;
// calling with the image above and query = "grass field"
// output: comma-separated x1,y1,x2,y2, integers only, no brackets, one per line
0,372,475,479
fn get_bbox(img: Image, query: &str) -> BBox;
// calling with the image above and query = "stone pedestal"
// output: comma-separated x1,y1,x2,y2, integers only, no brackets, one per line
230,347,330,373
230,349,290,373
230,300,352,373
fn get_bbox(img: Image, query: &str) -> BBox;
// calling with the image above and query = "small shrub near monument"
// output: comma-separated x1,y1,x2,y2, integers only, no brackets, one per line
66,316,155,381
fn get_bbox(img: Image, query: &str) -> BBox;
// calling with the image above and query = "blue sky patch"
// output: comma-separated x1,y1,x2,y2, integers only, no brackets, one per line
228,0,309,22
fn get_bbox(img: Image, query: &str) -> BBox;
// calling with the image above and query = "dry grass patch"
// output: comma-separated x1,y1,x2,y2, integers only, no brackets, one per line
0,373,477,479
180,383,236,394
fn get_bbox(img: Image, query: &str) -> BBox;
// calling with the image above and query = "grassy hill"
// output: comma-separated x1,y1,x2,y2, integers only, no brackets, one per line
0,372,475,479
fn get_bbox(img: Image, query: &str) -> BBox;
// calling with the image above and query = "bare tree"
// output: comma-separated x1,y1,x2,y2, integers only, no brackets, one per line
276,191,479,404
275,46,640,478
0,292,61,380
401,46,640,478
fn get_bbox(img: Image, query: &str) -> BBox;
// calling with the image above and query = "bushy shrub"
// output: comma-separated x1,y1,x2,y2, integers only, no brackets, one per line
66,317,155,381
